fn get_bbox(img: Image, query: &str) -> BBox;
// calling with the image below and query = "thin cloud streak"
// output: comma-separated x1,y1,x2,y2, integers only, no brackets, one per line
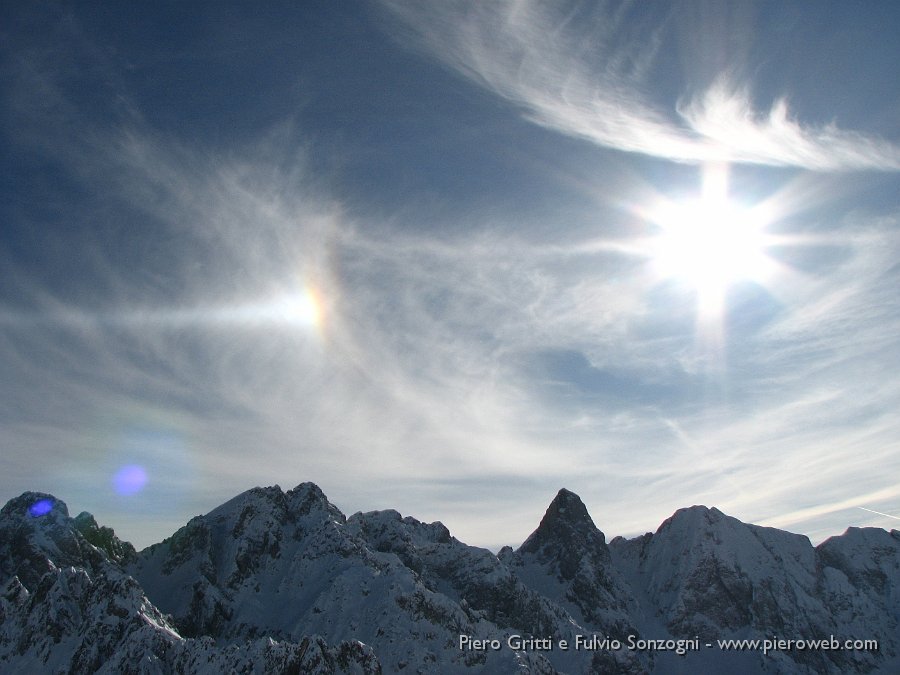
381,0,900,171
858,506,900,522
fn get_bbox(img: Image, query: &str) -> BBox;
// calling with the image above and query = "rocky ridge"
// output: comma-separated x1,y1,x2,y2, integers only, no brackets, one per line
1,485,898,674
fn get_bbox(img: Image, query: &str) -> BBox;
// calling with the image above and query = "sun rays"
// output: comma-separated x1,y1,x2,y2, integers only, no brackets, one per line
647,163,777,323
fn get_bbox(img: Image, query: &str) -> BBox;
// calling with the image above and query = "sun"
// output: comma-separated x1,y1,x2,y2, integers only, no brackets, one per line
647,165,773,317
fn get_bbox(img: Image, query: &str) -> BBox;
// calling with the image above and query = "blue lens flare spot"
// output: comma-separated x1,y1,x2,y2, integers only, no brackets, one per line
113,465,148,495
28,499,54,517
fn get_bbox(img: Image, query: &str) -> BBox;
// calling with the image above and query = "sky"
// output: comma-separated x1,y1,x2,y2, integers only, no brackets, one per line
2,0,899,551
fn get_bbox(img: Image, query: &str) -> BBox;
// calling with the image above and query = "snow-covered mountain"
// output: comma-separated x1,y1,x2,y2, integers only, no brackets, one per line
2,485,898,674
0,491,379,674
608,505,899,674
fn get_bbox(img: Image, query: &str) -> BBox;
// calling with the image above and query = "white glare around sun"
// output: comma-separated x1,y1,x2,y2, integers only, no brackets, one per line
649,166,773,318
267,288,322,327
227,286,324,330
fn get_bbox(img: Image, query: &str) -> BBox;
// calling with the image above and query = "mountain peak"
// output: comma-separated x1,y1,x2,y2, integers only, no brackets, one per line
1,492,69,521
73,511,137,564
549,488,589,515
517,489,608,576
0,492,109,592
531,488,597,534
655,504,731,539
287,482,345,522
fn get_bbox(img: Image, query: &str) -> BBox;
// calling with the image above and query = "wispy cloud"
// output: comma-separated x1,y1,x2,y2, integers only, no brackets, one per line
380,0,900,171
680,80,900,170
4,106,900,545
3,3,899,551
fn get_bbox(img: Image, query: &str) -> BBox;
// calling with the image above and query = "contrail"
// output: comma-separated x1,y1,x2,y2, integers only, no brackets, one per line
857,506,900,521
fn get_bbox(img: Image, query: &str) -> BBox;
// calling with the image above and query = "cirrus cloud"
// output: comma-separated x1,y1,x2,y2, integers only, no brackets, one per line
380,0,900,171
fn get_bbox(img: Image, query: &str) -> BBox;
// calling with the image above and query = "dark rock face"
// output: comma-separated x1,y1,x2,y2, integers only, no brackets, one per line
511,489,646,674
73,511,137,565
2,484,899,674
515,489,632,623
520,489,610,578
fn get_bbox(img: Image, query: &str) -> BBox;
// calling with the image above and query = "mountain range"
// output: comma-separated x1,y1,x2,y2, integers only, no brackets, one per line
1,483,897,674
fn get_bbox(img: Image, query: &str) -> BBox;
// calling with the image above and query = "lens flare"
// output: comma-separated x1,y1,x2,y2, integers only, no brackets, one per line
113,464,148,495
28,498,54,517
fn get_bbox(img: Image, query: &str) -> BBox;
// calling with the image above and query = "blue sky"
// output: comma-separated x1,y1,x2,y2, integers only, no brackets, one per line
2,1,899,549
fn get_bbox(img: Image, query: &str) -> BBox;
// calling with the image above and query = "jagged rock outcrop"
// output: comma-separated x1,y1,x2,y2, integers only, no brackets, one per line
73,511,137,566
515,489,634,621
506,489,647,674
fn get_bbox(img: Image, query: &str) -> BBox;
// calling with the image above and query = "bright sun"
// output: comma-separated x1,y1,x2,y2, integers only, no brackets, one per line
648,165,772,317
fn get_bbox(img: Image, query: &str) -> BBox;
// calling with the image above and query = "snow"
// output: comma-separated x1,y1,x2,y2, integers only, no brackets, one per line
3,484,898,674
